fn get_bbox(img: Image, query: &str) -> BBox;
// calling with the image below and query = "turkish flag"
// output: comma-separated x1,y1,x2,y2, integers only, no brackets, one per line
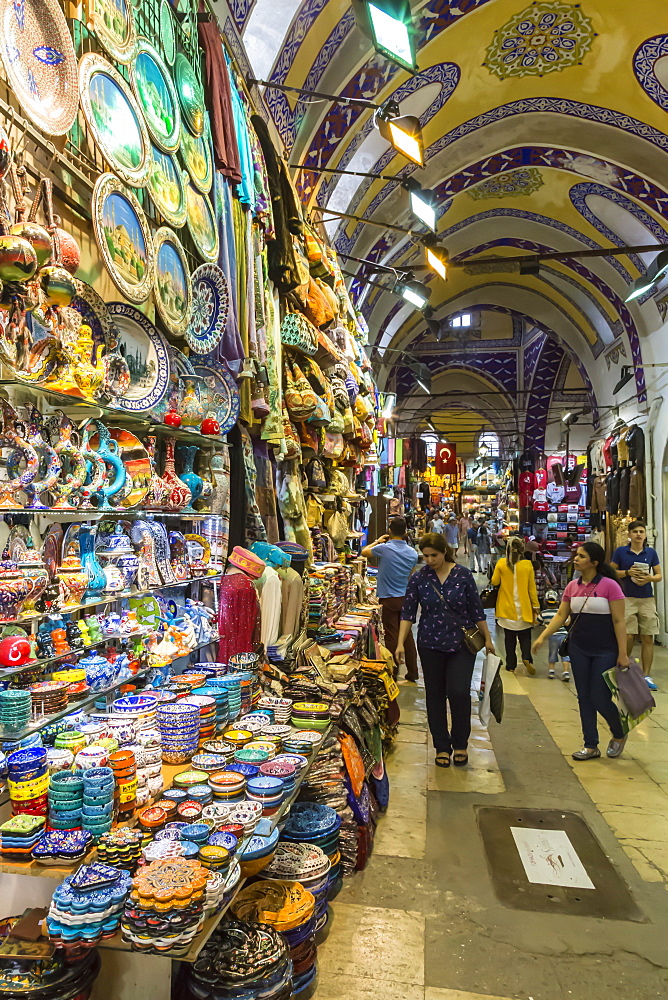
435,442,457,476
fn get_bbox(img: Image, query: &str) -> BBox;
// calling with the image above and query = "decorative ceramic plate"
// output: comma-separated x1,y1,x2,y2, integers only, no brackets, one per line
69,278,115,357
146,144,187,228
0,0,78,136
174,52,204,136
107,302,171,412
180,119,213,194
86,0,137,64
193,359,240,434
92,174,155,303
42,524,63,579
186,264,229,354
79,54,149,188
131,39,180,153
153,227,192,338
186,184,219,263
92,428,150,508
160,0,176,65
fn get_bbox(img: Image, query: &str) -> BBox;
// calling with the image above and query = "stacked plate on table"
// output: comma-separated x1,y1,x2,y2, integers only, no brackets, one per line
192,752,230,774
0,689,32,732
258,696,292,724
222,728,253,750
97,827,143,870
228,799,263,835
112,694,158,731
180,920,292,1000
263,842,332,946
198,843,232,874
7,746,49,818
157,702,200,763
260,760,297,796
291,703,330,731
273,753,309,774
234,747,270,766
282,731,323,756
208,769,247,802
48,769,83,830
47,863,133,960
0,813,45,856
237,713,270,735
245,775,284,816
280,803,342,860
32,829,93,866
200,739,236,760
30,681,69,717
120,857,209,954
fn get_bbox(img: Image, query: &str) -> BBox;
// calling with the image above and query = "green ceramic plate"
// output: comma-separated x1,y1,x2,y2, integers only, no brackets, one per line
174,51,204,137
186,183,219,263
180,117,213,194
147,143,187,227
160,0,176,66
153,227,192,338
88,0,137,64
131,39,181,153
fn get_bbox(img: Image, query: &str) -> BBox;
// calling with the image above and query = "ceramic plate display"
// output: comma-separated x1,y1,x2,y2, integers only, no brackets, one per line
160,0,176,65
174,52,204,137
193,360,240,434
131,40,180,153
107,302,170,412
79,54,150,188
92,174,155,304
153,228,192,338
91,428,151,508
68,279,115,356
186,184,219,263
186,264,229,354
86,0,137,64
180,120,213,194
147,144,187,228
0,0,78,136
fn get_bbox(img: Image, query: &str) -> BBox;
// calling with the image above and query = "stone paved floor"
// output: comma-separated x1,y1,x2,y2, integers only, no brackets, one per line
312,618,668,1000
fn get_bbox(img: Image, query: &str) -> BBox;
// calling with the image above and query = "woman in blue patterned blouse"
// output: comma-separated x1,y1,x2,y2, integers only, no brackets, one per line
396,533,494,768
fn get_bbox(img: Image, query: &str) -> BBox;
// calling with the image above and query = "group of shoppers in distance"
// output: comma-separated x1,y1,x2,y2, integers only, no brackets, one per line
363,516,661,770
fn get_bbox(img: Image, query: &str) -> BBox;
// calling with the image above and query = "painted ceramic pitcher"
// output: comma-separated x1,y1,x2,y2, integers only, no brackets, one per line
161,438,192,512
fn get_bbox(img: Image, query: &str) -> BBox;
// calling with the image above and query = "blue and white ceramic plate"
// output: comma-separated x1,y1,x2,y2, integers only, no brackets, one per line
186,264,229,355
107,303,170,412
193,359,239,434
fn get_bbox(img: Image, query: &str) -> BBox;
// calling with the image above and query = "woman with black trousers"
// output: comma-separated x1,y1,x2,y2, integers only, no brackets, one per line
395,533,494,768
532,542,628,760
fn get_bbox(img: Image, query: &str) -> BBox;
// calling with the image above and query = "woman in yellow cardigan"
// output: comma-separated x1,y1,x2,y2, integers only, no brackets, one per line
491,536,540,675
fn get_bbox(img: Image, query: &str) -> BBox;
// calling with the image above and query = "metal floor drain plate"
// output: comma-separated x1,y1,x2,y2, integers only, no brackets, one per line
477,806,644,921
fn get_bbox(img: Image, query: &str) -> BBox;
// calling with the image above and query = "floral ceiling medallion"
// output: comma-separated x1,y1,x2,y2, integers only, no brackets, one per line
485,2,595,79
469,168,544,200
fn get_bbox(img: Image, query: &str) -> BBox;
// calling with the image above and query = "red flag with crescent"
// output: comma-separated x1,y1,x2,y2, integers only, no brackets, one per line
435,442,457,475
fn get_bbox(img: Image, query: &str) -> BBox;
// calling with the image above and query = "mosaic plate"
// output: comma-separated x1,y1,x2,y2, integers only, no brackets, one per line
153,227,192,338
69,278,115,356
107,301,170,412
180,118,213,194
87,0,137,64
0,0,78,136
147,143,187,228
174,51,204,136
79,54,149,188
92,174,154,302
131,39,180,153
192,359,239,434
186,263,228,354
186,184,218,263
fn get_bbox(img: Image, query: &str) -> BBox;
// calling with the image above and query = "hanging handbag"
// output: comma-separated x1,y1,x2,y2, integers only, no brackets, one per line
479,583,499,610
280,310,318,356
559,584,594,657
428,578,486,654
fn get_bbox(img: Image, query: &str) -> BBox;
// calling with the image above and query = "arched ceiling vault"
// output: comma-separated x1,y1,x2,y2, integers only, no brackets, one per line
242,0,668,448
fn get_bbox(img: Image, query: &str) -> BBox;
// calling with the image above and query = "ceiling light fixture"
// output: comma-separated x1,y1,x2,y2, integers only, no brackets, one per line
625,249,668,302
395,274,431,309
375,100,424,166
382,392,397,418
403,178,437,230
358,0,417,72
422,238,449,279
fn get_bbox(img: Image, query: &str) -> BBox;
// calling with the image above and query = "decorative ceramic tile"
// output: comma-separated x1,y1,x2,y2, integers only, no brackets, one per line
484,2,595,79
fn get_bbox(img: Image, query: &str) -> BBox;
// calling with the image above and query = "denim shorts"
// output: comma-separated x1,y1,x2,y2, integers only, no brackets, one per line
548,635,570,663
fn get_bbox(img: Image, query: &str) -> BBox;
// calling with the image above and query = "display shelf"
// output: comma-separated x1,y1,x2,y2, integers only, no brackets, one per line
0,636,120,683
0,509,217,522
0,382,229,450
10,573,222,629
0,634,221,741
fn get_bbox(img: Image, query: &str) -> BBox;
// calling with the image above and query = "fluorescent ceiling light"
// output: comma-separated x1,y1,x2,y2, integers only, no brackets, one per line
382,392,396,418
367,1,415,70
625,249,668,302
402,284,428,308
394,275,430,310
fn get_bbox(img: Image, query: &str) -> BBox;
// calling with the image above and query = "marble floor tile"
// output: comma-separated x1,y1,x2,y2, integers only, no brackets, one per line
317,903,425,984
313,975,424,1000
427,765,505,794
577,776,667,808
425,991,517,1000
396,726,428,744
599,808,668,842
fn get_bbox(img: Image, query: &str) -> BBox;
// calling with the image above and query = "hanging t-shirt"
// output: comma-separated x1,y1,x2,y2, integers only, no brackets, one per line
534,468,548,489
546,482,565,503
532,488,547,503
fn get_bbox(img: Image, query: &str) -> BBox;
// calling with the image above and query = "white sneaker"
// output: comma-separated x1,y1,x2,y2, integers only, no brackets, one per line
561,671,570,682
646,676,658,691
548,669,556,679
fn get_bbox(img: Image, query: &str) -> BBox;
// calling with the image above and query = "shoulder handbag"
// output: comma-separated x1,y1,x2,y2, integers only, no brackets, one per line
558,584,594,657
480,583,499,610
428,574,486,654
280,310,318,356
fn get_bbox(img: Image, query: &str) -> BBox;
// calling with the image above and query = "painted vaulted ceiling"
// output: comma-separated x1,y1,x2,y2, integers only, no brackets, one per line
240,0,668,454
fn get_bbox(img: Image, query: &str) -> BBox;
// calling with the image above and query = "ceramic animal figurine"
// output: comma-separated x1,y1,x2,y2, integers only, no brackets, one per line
160,438,192,512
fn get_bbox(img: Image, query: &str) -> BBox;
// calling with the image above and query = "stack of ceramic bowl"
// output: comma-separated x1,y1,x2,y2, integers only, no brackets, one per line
177,799,204,822
48,770,83,829
142,839,186,864
173,767,209,793
282,731,324,757
228,799,263,836
152,798,179,823
260,760,298,797
245,740,277,761
235,672,255,715
170,673,208,692
0,813,45,856
51,668,89,700
201,802,234,830
208,769,247,803
181,695,217,746
32,828,93,867
228,652,260,672
162,787,189,809
192,684,229,733
234,747,271,767
97,827,143,870
109,750,137,819
29,681,69,718
82,766,115,839
204,858,241,915
158,702,200,763
200,739,236,761
180,822,210,848
264,842,332,948
261,724,293,750
291,703,330,732
46,747,74,774
79,721,107,745
75,745,108,771
120,858,209,954
198,843,232,876
112,694,158,732
246,775,284,817
188,783,213,807
280,804,341,878
7,747,49,818
47,863,132,960
0,689,32,732
209,675,242,721
54,730,87,756
238,712,272,734
258,696,292,724
137,805,168,844
222,728,253,751
191,751,229,776
179,920,292,1000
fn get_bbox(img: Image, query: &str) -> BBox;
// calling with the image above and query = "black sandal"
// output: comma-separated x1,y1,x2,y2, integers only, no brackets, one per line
453,752,468,767
435,752,451,768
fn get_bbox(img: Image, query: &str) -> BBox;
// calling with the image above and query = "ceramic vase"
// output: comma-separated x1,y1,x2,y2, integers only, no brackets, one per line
178,380,204,427
161,438,192,512
79,525,107,600
177,445,203,512
0,561,32,621
145,436,171,509
0,399,39,509
80,419,107,509
89,420,126,510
